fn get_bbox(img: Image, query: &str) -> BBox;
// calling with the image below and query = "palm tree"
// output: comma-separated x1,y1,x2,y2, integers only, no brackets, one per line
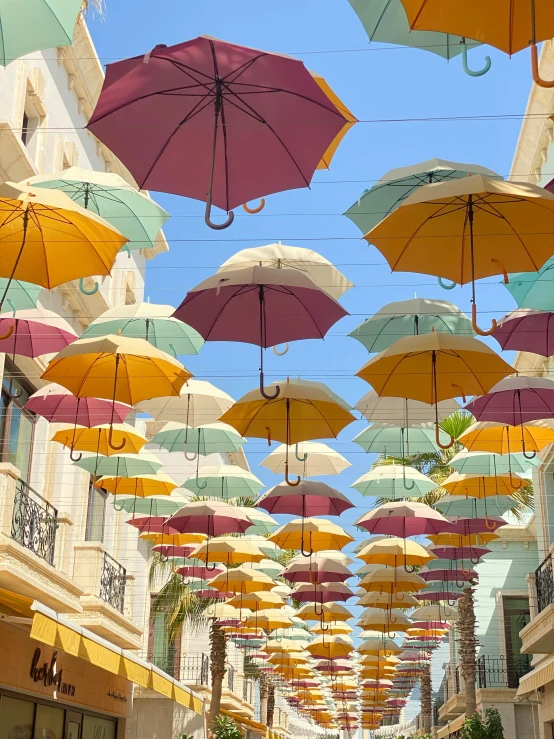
421,662,433,733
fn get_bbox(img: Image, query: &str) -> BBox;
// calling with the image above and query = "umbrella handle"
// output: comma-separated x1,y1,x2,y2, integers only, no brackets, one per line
184,451,198,461
436,423,455,450
112,500,125,513
402,463,415,491
272,343,289,356
523,450,537,461
205,561,218,572
108,425,126,451
295,444,308,462
456,579,466,589
285,462,301,487
472,304,497,336
509,471,524,489
447,598,458,608
491,258,509,285
260,373,280,400
0,325,13,341
69,448,83,462
461,40,491,77
451,384,467,403
320,620,329,632
168,343,178,359
485,514,498,531
79,278,99,296
437,277,456,290
243,199,266,214
313,601,324,617
532,44,554,88
461,563,472,575
404,564,416,574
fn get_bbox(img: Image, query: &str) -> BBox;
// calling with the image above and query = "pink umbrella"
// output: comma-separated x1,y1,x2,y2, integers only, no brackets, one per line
26,383,132,427
446,516,507,536
257,480,354,516
355,501,454,537
152,543,198,558
465,376,554,425
283,556,352,585
196,588,230,599
429,545,491,564
87,36,350,230
126,516,170,534
292,582,355,604
173,266,347,399
493,309,554,357
419,565,477,583
0,307,76,357
177,565,225,579
314,660,352,673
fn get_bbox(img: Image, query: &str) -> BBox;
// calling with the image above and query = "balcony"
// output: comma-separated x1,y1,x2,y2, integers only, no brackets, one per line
0,465,83,612
440,666,466,721
179,654,252,715
476,655,531,690
70,541,142,649
520,552,554,654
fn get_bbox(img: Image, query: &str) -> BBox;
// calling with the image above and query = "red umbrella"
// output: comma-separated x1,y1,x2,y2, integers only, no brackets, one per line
126,515,169,534
292,582,355,604
26,384,132,426
257,480,353,517
88,36,350,229
283,555,352,585
355,501,454,537
173,266,347,398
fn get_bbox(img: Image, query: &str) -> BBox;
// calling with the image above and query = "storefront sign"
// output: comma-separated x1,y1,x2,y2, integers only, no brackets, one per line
30,647,76,697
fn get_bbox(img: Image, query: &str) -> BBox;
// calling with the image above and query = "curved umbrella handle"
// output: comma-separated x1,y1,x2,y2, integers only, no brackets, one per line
69,448,83,462
461,41,491,77
205,195,234,230
285,463,301,487
460,563,472,575
491,258,509,285
260,373,280,400
389,612,397,624
438,277,457,290
456,579,466,590
196,472,208,490
243,199,266,214
451,384,467,403
448,598,458,608
436,423,455,450
532,44,554,88
272,343,289,356
79,278,99,296
313,600,324,617
485,514,498,531
395,592,405,602
205,560,218,572
404,564,416,574
112,499,126,513
295,444,308,462
472,304,497,337
402,464,415,491
320,619,329,632
308,568,319,585
108,425,126,451
184,451,198,461
0,325,14,341
509,471,524,490
301,545,313,558
523,450,537,460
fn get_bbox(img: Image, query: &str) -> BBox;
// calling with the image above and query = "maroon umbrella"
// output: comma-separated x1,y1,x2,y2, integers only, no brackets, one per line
283,555,352,585
429,545,491,563
177,565,225,579
257,480,353,517
465,376,554,425
292,582,355,604
419,565,477,583
446,516,508,536
87,36,349,229
152,543,198,559
126,516,169,534
494,309,554,356
355,501,454,537
173,266,347,398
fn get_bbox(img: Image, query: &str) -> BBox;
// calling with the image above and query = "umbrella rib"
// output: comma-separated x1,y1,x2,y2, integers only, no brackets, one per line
225,80,346,120
480,196,543,271
221,53,268,85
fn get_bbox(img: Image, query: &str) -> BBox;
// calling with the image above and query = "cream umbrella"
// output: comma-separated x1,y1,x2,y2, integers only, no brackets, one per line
260,441,351,477
355,390,461,425
137,378,234,424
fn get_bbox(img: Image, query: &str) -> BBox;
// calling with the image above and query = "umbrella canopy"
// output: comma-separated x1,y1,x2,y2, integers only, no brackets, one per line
26,384,132,427
494,309,554,357
358,638,402,656
167,501,253,537
227,591,284,611
88,36,350,228
357,593,420,609
73,451,163,478
292,583,355,604
357,610,412,633
208,566,276,594
190,537,266,565
151,422,245,455
441,472,525,499
0,0,83,67
357,538,435,567
365,175,554,335
257,481,353,517
459,421,554,455
138,378,234,424
269,519,354,553
358,568,426,595
51,424,147,457
311,622,353,636
352,423,448,455
243,610,295,631
249,559,285,579
99,474,178,498
504,259,554,311
449,449,540,476
349,298,473,353
0,307,76,358
435,495,515,518
82,303,203,356
260,442,351,478
427,532,498,548
356,502,453,537
0,279,41,311
242,509,278,536
115,497,183,516
428,545,491,563
27,168,169,251
306,636,354,660
352,464,437,499
419,564,477,583
217,243,353,300
345,159,498,234
0,183,127,310
411,605,458,623
356,391,460,425
283,557,353,585
182,464,264,499
466,376,554,425
296,603,353,623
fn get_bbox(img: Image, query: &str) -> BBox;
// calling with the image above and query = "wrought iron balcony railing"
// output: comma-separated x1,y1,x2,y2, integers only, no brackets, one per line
227,663,234,692
99,552,126,613
180,653,210,685
11,479,57,565
477,655,532,690
536,553,554,614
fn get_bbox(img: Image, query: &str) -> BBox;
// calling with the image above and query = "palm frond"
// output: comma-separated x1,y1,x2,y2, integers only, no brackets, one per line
438,410,475,440
151,574,211,640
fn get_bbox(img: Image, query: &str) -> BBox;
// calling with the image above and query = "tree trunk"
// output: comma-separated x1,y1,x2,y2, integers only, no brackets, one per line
458,585,478,716
267,684,275,727
421,661,433,733
209,619,227,730
259,674,269,724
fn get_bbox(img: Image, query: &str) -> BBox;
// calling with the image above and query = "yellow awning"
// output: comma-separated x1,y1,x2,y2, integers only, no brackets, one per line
0,587,35,618
220,710,266,736
516,655,554,697
29,604,203,714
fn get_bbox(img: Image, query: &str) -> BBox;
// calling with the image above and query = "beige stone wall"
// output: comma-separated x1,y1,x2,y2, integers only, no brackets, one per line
131,694,206,739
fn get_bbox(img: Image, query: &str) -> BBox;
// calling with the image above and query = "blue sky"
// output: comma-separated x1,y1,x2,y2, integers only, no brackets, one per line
89,0,536,718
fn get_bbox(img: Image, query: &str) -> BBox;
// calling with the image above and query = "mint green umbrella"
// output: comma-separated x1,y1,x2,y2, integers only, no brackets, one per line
73,451,163,477
243,509,278,536
250,559,285,578
435,495,514,518
182,464,264,499
82,302,203,357
351,463,437,498
504,257,554,310
241,535,283,559
0,279,42,311
0,0,83,67
113,496,183,516
449,450,539,476
152,421,246,455
352,424,447,455
27,168,169,251
349,298,473,353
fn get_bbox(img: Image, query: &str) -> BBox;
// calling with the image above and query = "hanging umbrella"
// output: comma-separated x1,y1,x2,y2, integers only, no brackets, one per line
353,423,453,456
345,160,499,235
283,557,353,585
349,298,473,353
242,509,278,536
0,183,127,311
260,442,351,478
27,168,169,252
311,622,353,636
296,603,353,624
249,560,285,579
356,391,460,425
355,502,453,537
88,36,351,229
114,497,182,516
152,422,245,456
226,591,285,612
0,307,76,357
97,474,178,498
241,535,283,559
0,279,41,312
167,501,253,537
73,450,163,478
358,568,426,595
126,515,173,534
428,545,491,565
306,636,354,660
221,378,355,486
357,610,412,634
449,449,540,476
493,309,554,357
243,610,295,631
445,515,508,536
269,518,354,557
173,266,347,399
181,464,264,498
427,532,498,548
466,377,554,427
435,495,515,518
292,583,355,604
358,638,402,656
26,384,132,426
257,480,353,517
51,423,148,458
217,244,353,300
399,0,554,87
356,538,435,567
178,564,225,580
414,584,466,603
207,566,276,595
419,562,477,583
357,333,512,447
441,471,525,499
503,259,554,311
312,72,358,171
190,537,266,566
459,421,554,457
357,593,420,609
351,464,437,499
82,303,203,356
365,175,554,334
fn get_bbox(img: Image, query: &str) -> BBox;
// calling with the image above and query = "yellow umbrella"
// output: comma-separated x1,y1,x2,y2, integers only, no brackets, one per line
141,532,207,546
427,532,498,547
296,602,352,623
190,537,266,565
399,0,554,87
441,471,526,500
306,635,354,660
208,566,276,595
243,609,295,631
268,652,310,666
357,537,435,567
51,423,147,457
265,639,304,654
226,591,284,611
310,622,353,636
459,420,554,456
357,609,412,634
358,638,402,657
0,182,127,312
357,593,420,609
97,473,178,497
356,333,512,449
268,518,353,555
205,603,251,621
358,568,427,595
312,73,357,171
364,175,554,334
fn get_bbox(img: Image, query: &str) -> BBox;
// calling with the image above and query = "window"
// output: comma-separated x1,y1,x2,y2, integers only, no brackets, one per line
0,360,36,482
20,93,42,162
503,596,532,687
0,696,34,739
147,594,181,678
85,479,107,542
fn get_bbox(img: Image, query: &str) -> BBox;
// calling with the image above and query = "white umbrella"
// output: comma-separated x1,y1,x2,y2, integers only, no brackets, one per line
217,242,353,300
355,390,460,425
351,464,437,499
137,378,234,424
261,441,351,477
